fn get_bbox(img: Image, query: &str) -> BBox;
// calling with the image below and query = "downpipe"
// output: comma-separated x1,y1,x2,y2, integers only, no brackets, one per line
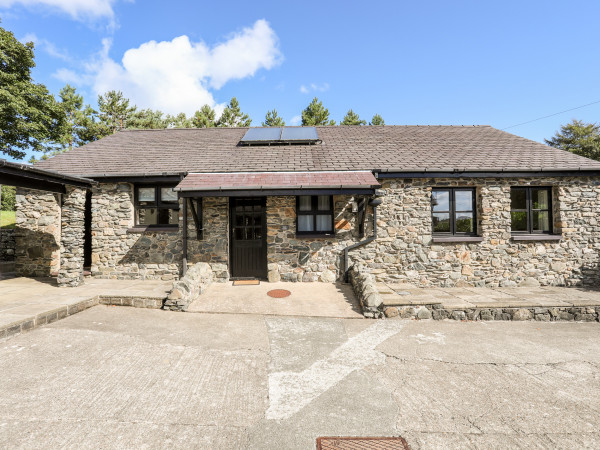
343,195,383,282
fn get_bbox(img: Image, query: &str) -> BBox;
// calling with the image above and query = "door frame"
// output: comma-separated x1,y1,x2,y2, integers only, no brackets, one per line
229,196,268,280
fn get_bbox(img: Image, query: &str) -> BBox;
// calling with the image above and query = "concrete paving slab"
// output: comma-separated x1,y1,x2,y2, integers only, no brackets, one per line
1,308,600,449
188,281,363,318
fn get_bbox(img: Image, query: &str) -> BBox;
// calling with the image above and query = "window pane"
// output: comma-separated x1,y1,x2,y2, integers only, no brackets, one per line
158,208,179,225
510,188,527,210
316,214,332,232
161,187,178,203
455,190,473,211
138,187,155,202
511,211,528,231
298,215,314,232
455,212,474,233
432,190,450,212
533,211,550,232
432,213,450,232
532,188,549,210
234,228,244,240
254,227,262,240
298,196,312,211
317,196,330,211
138,208,157,225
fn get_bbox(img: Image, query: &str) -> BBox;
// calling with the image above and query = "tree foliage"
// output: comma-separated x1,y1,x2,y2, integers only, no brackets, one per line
97,90,136,135
545,119,600,161
192,105,216,128
165,112,192,128
1,185,15,211
262,109,285,127
369,114,385,126
0,23,64,159
340,109,366,126
301,97,335,126
128,108,167,129
217,97,251,127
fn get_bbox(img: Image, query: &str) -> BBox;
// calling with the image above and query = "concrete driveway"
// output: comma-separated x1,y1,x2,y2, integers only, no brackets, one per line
1,306,599,449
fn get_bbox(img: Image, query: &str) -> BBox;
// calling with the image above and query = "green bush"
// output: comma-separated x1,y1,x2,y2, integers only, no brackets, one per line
1,185,16,211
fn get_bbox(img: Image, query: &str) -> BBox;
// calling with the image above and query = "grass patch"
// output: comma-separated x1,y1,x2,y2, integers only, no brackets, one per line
0,210,16,229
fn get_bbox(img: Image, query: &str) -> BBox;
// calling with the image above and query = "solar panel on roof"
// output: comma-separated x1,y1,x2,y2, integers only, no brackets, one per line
280,127,318,142
239,126,319,145
240,127,282,142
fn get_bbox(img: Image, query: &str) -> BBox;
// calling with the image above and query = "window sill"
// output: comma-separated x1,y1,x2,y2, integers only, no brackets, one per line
295,233,336,239
432,236,484,243
511,234,562,242
127,226,179,234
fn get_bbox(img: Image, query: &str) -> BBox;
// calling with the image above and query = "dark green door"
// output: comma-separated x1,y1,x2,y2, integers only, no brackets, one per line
230,197,267,279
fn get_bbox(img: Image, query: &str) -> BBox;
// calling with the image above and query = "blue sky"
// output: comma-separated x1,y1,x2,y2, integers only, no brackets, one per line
2,0,600,162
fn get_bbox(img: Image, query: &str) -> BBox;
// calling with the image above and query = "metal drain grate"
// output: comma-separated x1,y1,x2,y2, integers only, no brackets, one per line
267,289,291,298
317,437,410,450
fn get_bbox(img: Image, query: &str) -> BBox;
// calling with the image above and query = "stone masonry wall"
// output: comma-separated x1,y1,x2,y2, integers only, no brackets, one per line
58,187,86,287
91,184,229,281
15,188,61,277
91,183,181,280
0,228,15,261
353,177,600,287
266,195,372,282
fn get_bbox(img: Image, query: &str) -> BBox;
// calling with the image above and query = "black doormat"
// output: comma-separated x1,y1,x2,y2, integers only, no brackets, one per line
316,436,410,450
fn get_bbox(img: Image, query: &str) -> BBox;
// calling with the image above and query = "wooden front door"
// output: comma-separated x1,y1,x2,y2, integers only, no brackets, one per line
230,197,267,279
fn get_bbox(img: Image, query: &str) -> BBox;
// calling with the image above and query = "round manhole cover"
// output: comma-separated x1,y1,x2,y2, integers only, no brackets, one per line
267,289,291,298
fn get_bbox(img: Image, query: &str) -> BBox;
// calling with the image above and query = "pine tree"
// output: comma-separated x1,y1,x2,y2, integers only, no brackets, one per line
217,97,252,127
262,109,285,127
545,119,600,161
369,114,385,126
127,109,167,129
165,112,192,128
192,105,217,128
301,97,335,126
97,90,136,134
340,109,366,126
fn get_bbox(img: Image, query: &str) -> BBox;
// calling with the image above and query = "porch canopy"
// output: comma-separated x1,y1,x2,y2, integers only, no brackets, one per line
174,171,381,197
0,158,95,193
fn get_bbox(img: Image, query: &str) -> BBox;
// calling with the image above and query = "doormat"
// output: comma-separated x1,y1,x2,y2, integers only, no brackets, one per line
267,289,291,298
316,437,410,450
233,280,260,286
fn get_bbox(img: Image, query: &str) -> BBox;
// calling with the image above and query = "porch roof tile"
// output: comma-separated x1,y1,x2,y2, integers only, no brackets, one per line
175,171,381,191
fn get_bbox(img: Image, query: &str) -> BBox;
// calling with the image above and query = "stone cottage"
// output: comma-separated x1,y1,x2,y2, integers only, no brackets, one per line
15,125,600,288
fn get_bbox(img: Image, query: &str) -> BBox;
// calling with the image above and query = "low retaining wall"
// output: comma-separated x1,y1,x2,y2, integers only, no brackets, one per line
0,228,15,261
348,265,384,318
383,304,600,322
164,262,214,311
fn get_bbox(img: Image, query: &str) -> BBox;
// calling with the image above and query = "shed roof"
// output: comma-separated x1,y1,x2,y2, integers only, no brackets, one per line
33,125,600,178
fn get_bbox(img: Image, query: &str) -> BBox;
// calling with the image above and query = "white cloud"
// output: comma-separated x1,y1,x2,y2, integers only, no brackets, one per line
289,115,301,126
0,0,119,22
21,33,71,61
57,20,282,116
299,82,329,94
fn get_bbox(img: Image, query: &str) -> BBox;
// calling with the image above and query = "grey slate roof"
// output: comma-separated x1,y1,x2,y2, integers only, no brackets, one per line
34,125,600,177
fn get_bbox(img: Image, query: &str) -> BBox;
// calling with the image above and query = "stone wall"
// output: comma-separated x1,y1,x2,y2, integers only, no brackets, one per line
348,264,383,318
91,184,229,281
353,177,600,287
266,195,371,282
58,187,86,287
91,183,181,280
15,188,61,277
163,262,214,311
0,228,15,261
